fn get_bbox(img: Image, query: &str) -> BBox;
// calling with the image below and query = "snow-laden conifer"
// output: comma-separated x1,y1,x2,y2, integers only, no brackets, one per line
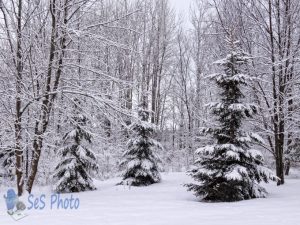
186,37,277,202
53,99,98,193
119,107,163,186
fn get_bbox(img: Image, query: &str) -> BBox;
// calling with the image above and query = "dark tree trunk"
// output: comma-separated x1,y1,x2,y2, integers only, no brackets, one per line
285,159,291,176
15,0,24,196
27,0,68,193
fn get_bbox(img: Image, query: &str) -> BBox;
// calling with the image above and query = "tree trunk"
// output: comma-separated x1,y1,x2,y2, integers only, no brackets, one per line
27,0,58,193
15,0,24,196
268,0,285,185
285,159,291,176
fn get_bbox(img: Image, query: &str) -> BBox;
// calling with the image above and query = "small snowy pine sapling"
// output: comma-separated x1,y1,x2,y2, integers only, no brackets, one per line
119,107,163,186
186,36,277,202
53,99,99,193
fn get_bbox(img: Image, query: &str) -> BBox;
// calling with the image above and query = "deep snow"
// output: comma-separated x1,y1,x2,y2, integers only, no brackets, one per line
0,172,299,225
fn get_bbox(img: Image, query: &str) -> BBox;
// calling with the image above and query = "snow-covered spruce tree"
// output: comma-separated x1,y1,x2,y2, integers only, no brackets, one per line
53,99,99,193
119,107,163,186
186,38,276,202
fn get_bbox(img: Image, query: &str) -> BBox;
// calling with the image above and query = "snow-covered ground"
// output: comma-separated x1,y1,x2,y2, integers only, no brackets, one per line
1,172,300,225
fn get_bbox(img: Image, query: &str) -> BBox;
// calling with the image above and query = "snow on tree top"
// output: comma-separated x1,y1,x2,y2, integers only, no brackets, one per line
196,144,246,155
213,51,252,65
205,102,257,114
208,73,254,84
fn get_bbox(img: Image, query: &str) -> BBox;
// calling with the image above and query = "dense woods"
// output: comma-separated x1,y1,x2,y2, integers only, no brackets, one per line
0,0,300,200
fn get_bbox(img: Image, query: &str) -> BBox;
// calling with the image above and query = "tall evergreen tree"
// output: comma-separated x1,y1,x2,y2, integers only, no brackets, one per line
119,106,163,186
53,99,99,193
186,37,276,202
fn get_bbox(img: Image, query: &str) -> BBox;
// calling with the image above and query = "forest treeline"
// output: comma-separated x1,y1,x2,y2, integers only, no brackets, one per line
0,0,299,196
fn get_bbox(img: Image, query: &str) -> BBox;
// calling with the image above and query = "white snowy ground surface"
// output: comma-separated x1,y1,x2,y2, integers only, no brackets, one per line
0,172,300,225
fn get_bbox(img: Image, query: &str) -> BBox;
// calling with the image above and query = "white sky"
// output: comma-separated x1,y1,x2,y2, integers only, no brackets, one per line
169,0,193,26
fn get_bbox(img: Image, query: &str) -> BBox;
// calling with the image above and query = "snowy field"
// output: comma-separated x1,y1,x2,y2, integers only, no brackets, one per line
1,172,300,225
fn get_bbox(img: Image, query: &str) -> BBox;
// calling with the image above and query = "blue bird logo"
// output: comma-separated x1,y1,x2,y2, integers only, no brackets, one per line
4,189,18,215
3,189,27,220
